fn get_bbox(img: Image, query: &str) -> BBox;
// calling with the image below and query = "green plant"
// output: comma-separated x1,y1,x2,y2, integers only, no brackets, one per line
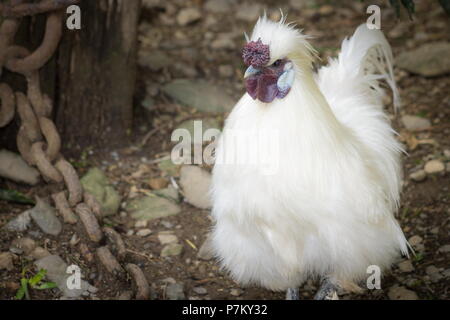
0,189,35,205
16,268,57,300
413,252,424,262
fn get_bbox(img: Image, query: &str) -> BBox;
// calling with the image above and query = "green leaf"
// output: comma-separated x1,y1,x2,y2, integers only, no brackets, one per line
29,269,47,287
36,282,57,290
414,252,424,262
0,189,35,205
15,278,29,300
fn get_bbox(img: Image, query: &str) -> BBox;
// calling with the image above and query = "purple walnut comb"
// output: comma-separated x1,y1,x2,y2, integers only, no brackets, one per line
242,38,270,68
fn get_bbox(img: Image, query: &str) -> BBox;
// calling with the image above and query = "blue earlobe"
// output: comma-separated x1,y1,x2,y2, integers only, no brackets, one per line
244,65,260,79
277,68,294,93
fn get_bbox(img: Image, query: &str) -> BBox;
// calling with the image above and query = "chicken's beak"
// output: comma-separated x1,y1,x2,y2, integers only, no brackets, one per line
244,65,260,79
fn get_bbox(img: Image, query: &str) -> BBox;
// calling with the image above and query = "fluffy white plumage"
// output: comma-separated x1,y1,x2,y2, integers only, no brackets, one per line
210,16,409,292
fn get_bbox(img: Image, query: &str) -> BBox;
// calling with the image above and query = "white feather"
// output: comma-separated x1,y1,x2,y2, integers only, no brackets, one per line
210,18,409,291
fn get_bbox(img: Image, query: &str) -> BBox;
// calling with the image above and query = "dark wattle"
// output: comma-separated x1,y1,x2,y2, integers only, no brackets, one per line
245,73,279,103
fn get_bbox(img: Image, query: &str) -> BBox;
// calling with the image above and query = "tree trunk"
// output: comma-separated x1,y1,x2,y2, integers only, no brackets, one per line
55,0,141,149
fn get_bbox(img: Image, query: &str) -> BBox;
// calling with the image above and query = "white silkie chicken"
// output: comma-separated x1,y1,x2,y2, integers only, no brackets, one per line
210,16,410,300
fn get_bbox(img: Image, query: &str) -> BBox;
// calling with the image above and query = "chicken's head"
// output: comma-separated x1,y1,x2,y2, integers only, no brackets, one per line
242,15,315,104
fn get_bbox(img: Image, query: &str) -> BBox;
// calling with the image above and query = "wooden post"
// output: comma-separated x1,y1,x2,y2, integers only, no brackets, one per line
55,0,141,149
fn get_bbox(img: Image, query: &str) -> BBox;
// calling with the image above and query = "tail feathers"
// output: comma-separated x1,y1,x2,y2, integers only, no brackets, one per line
338,24,400,110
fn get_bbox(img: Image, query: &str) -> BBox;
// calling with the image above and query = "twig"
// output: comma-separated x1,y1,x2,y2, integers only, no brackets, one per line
126,249,154,262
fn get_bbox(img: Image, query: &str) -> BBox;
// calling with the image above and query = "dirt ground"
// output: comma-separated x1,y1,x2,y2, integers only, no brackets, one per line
1,0,449,300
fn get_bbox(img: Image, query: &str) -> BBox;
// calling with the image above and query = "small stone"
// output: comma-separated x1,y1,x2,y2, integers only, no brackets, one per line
424,160,445,174
430,227,439,235
175,118,221,140
408,235,423,247
397,260,414,273
210,34,235,50
154,185,180,203
118,291,133,300
162,79,234,113
197,235,215,261
396,42,450,77
157,231,178,245
401,115,431,132
162,277,177,284
426,265,440,275
136,229,152,237
289,0,306,10
10,237,36,255
148,177,169,190
161,243,183,257
204,0,231,13
0,150,40,185
204,15,218,28
171,62,198,78
35,255,92,298
160,220,174,229
4,210,32,232
404,278,420,288
236,3,262,22
425,266,443,282
69,234,79,246
158,159,181,177
409,170,426,182
443,269,450,278
193,286,208,295
443,149,450,158
141,96,155,112
230,288,243,296
388,286,418,300
166,283,185,300
176,8,201,26
269,9,282,21
138,50,172,71
126,195,181,221
219,65,234,78
30,247,51,260
438,244,450,253
30,197,62,236
134,220,148,228
0,252,14,270
319,5,334,16
80,168,121,216
388,22,408,39
5,281,20,291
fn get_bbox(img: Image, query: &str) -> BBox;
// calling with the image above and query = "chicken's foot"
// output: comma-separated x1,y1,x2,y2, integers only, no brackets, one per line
286,287,300,300
314,277,339,300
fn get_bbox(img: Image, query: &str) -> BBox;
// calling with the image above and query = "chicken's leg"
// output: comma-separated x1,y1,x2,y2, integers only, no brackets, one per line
314,277,339,300
286,288,300,300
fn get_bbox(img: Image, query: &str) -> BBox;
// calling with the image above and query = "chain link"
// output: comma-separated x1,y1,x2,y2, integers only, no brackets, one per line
0,0,150,299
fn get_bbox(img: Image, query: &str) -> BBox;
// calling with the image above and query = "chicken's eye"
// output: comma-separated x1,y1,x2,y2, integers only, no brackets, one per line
272,59,282,67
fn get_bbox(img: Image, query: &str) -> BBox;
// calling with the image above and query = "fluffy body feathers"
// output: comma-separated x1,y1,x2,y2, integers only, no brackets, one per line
210,17,409,291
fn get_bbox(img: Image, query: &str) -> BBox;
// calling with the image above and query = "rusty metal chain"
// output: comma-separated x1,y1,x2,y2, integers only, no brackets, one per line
0,0,150,299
